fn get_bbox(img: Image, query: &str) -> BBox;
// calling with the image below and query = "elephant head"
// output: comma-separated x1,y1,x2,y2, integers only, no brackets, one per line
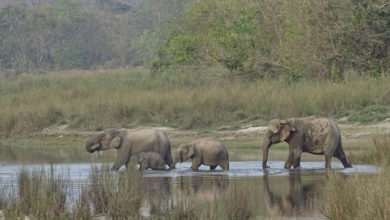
85,129,122,153
263,120,296,169
176,143,195,163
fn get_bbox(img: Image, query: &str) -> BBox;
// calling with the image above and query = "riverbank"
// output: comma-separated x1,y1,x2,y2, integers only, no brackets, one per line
1,69,390,139
1,119,389,165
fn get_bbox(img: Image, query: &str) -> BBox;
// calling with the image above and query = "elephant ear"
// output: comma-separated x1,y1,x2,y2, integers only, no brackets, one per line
110,135,122,149
188,144,195,157
280,122,296,142
268,119,281,134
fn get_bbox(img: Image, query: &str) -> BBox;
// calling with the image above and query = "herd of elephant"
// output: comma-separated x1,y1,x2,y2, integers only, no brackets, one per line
85,116,352,171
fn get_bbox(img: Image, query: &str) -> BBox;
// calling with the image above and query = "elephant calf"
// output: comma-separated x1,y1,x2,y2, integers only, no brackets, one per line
174,139,229,171
137,151,167,170
262,116,352,169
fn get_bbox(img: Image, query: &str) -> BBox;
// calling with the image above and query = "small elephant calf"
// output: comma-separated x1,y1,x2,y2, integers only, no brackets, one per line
137,151,167,170
174,139,229,171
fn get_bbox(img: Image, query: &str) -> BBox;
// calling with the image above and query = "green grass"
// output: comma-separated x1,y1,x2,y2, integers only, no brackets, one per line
1,68,390,138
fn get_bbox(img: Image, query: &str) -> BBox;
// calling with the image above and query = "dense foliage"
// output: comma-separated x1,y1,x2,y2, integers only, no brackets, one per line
155,0,390,80
0,0,388,80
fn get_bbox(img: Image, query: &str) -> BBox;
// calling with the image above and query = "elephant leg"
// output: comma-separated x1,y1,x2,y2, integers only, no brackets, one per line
112,147,130,171
284,146,294,169
324,136,338,169
325,154,332,169
219,161,229,170
293,156,301,169
140,161,149,170
191,158,201,171
210,165,217,170
292,147,302,168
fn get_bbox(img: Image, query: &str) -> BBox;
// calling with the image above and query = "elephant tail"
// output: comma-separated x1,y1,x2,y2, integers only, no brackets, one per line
334,137,352,168
166,141,174,169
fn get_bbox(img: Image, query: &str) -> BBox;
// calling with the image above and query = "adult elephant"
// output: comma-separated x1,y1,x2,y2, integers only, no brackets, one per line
85,128,174,171
262,117,352,169
174,139,229,171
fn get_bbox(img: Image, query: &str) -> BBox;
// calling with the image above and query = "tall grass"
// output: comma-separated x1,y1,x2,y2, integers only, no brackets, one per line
87,164,144,219
1,164,257,219
324,171,390,220
352,132,390,164
324,134,390,220
1,69,390,138
5,166,70,219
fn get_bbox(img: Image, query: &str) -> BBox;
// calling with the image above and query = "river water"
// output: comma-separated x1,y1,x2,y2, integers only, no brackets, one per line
0,161,379,218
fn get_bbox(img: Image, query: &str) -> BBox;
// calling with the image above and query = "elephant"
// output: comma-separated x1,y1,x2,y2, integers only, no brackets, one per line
174,139,229,171
263,171,324,217
85,128,174,171
136,151,167,170
262,117,352,169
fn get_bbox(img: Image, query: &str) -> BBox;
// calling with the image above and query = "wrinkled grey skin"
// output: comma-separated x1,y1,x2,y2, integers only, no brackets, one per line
86,128,174,171
262,117,352,169
174,139,229,171
136,151,167,170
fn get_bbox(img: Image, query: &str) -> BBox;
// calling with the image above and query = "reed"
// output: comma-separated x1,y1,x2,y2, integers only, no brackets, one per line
324,170,390,220
4,166,70,219
86,164,144,219
324,133,390,220
1,69,390,138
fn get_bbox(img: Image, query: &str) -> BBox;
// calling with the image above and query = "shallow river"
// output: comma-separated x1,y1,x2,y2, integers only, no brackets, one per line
0,161,379,218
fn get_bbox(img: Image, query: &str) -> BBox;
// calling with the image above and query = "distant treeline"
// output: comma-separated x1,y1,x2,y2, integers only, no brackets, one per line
0,0,190,74
0,0,389,80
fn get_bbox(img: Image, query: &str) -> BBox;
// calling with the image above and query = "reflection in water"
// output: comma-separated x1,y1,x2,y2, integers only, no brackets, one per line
142,177,172,215
0,162,378,218
263,171,324,218
140,175,229,216
177,175,229,201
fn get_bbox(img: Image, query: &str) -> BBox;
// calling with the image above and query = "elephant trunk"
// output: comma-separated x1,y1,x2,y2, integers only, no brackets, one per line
85,135,100,153
173,152,180,165
86,142,93,153
262,136,272,169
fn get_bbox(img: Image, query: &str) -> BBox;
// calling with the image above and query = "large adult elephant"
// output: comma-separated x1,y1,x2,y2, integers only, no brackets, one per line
174,139,229,171
262,117,352,169
85,128,174,171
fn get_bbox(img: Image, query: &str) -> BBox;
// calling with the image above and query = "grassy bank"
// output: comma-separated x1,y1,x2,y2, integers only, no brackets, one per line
1,69,390,138
324,133,390,219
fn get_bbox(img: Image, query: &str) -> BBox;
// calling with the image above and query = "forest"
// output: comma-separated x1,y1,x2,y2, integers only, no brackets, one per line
0,0,389,80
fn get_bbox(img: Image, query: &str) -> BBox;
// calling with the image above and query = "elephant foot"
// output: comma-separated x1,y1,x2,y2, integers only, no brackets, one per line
191,166,199,171
293,166,302,169
284,163,293,169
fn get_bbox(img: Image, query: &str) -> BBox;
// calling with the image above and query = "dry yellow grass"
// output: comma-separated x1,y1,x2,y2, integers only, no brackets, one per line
1,69,390,138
